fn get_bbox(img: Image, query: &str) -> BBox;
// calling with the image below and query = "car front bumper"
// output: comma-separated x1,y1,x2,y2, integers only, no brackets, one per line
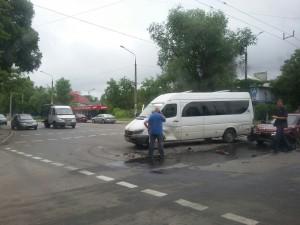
125,134,149,145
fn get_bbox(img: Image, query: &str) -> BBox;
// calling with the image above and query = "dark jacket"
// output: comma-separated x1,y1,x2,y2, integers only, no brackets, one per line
274,106,288,128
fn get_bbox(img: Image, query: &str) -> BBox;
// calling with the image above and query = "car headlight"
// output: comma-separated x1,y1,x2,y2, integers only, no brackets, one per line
57,118,64,122
134,129,144,134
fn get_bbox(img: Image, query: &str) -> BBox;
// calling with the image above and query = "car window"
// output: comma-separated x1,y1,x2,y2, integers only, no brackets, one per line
20,114,33,120
162,104,177,118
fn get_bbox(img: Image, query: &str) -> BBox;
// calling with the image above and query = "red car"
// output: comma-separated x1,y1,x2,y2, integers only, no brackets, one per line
75,114,88,123
249,113,300,147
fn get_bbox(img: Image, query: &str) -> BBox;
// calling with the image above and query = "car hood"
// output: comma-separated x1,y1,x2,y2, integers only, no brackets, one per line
20,119,37,123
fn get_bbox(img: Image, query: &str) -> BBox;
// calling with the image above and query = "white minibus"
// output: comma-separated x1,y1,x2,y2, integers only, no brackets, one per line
125,92,253,147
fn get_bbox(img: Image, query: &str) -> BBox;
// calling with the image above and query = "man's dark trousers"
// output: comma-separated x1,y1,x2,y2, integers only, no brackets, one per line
149,134,164,161
273,127,290,152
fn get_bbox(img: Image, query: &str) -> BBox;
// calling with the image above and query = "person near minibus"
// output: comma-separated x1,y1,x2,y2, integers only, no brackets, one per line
144,107,166,163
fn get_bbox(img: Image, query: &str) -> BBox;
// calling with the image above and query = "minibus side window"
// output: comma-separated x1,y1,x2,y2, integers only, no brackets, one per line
182,102,202,117
162,104,177,118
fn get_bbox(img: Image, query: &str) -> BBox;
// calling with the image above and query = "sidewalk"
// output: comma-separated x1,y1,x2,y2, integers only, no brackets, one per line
0,126,13,145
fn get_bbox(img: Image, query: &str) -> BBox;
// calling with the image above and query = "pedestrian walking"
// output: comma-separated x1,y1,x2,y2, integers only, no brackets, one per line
271,99,292,153
144,107,166,163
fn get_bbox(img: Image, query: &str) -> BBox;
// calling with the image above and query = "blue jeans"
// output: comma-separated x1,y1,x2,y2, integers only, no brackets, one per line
149,134,164,160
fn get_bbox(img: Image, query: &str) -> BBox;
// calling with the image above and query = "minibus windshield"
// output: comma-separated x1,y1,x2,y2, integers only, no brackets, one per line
139,103,164,117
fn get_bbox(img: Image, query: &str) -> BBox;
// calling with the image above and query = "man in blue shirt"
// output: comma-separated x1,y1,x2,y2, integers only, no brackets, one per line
144,107,166,163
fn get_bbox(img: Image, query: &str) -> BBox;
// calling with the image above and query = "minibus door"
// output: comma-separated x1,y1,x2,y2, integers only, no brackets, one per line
162,103,182,141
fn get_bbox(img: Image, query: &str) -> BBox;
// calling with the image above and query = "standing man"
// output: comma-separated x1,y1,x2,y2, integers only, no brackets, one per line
144,107,166,163
272,99,292,153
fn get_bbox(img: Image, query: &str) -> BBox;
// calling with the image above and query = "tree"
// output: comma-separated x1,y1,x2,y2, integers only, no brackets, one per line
55,78,72,105
138,75,173,106
148,7,256,91
0,0,42,91
272,49,300,109
101,77,134,110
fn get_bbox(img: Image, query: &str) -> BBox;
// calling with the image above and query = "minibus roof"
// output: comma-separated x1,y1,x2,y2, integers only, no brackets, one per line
151,92,251,103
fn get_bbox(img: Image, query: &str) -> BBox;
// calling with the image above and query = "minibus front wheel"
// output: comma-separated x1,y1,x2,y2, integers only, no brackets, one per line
223,128,236,143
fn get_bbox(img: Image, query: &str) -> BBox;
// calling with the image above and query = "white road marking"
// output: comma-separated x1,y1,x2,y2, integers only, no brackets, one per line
47,138,57,141
15,141,26,144
116,181,138,189
5,147,11,150
51,162,64,167
88,134,97,137
222,213,259,225
25,154,32,157
20,134,29,137
10,149,17,152
17,151,25,155
61,137,72,140
32,156,42,160
175,199,208,211
141,189,167,197
32,140,43,143
100,134,107,136
42,159,52,163
34,134,41,136
96,175,115,182
64,166,78,171
79,170,95,176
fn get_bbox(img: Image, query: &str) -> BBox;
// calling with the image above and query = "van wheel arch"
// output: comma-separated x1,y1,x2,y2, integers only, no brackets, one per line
223,128,237,143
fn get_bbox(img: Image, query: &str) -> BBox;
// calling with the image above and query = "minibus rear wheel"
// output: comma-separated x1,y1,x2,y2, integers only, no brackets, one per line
223,128,236,143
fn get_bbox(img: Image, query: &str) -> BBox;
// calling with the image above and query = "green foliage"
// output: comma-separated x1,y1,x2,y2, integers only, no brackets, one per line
148,7,256,91
254,103,276,121
101,77,134,110
272,49,300,110
112,107,132,119
55,78,72,105
0,0,42,74
138,75,173,106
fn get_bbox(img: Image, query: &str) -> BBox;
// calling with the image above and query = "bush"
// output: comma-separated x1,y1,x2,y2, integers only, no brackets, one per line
254,103,276,122
111,108,133,119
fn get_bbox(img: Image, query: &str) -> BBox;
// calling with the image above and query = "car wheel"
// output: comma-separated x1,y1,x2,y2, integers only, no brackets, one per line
223,128,236,143
53,122,58,129
44,122,50,128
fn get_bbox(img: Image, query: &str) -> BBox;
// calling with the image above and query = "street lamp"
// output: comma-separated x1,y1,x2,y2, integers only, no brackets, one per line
40,70,54,104
120,45,137,116
244,31,264,80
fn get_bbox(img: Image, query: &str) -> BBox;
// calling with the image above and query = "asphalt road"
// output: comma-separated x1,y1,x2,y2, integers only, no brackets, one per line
1,122,300,225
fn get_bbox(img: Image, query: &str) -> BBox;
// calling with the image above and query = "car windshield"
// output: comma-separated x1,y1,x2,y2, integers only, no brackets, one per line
139,103,164,117
0,114,5,118
19,114,33,120
104,114,114,118
55,108,73,115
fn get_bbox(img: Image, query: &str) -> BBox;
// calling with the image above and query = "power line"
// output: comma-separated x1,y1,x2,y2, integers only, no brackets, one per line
193,0,299,48
246,12,300,20
33,3,154,44
37,0,126,26
214,0,300,43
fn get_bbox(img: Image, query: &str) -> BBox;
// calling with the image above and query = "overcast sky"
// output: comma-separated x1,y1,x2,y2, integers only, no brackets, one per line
29,0,300,98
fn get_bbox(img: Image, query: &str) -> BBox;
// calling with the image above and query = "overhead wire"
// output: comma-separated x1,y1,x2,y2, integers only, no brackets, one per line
37,0,126,26
193,0,299,48
33,3,154,44
214,0,300,43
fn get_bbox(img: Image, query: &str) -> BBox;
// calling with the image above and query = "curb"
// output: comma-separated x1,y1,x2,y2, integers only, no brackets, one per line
0,130,15,145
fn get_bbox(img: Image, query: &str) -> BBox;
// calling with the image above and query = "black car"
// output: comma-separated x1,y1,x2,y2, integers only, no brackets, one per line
11,114,38,130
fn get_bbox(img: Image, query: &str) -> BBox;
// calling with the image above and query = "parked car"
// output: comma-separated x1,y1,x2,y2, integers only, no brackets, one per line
249,113,300,147
0,114,7,125
75,114,88,123
92,114,116,124
11,114,38,130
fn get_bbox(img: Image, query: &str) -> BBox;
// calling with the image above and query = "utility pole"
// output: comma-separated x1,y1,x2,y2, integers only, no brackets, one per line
40,70,54,104
244,46,248,80
9,92,13,120
120,45,137,116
